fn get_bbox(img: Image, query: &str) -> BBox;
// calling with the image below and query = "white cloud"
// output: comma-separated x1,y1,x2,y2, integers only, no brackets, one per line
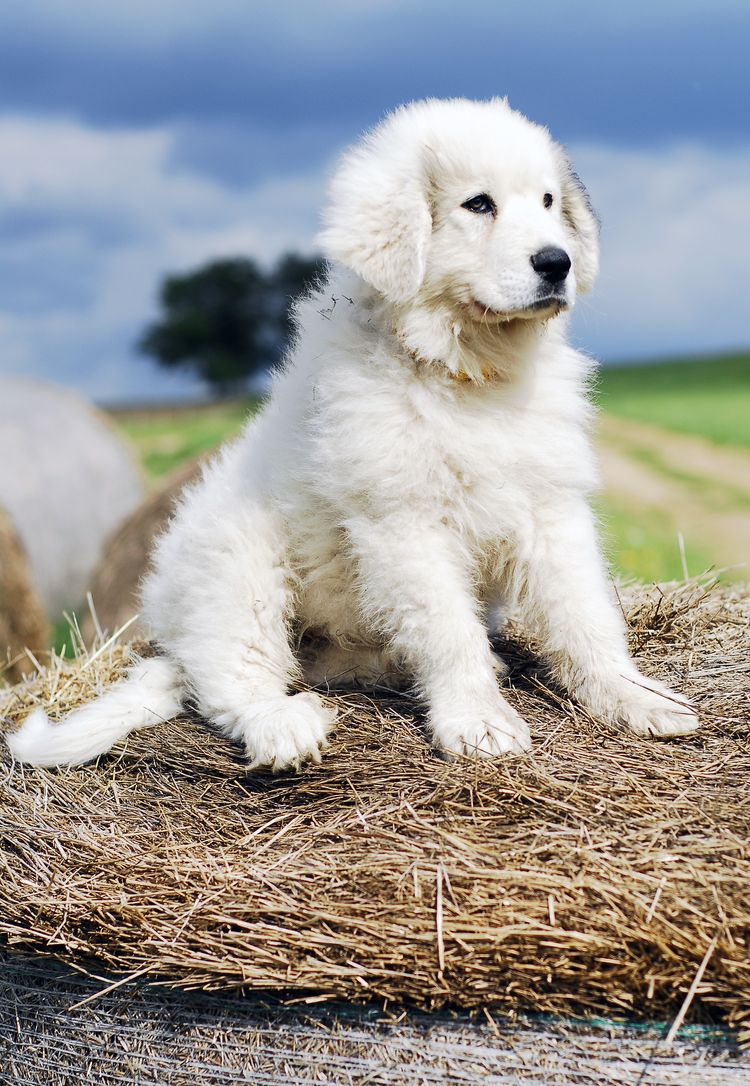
569,141,750,359
0,114,747,401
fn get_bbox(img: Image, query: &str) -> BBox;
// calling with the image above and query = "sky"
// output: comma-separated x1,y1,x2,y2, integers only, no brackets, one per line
0,0,748,402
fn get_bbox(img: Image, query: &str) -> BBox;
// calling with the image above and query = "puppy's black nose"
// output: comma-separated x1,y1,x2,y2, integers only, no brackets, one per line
530,247,571,284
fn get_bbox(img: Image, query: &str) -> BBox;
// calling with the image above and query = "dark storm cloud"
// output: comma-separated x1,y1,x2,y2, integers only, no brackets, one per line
0,1,747,189
166,119,353,188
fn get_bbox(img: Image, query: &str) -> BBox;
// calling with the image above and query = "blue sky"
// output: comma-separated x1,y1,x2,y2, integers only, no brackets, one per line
1,0,748,401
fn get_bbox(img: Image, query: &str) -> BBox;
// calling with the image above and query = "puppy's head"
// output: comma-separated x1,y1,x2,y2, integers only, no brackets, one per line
319,98,599,321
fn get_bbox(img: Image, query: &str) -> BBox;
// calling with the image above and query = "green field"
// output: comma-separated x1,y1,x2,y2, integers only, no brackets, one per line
597,351,750,447
594,496,715,585
116,398,259,479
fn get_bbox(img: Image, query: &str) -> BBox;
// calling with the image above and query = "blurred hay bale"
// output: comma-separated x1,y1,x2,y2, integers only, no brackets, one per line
0,377,144,614
0,579,748,1037
0,507,49,683
82,458,203,644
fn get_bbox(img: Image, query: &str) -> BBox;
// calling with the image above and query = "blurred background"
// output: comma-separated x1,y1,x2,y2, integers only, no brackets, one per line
0,0,748,672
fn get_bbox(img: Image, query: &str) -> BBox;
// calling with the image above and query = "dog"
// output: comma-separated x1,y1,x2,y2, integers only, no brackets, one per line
8,97,698,770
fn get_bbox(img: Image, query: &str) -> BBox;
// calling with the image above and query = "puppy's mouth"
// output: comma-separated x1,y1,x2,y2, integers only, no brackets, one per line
468,295,568,322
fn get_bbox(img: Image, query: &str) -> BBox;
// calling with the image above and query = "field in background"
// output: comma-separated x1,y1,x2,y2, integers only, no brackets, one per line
110,352,749,585
597,351,750,448
115,398,260,479
595,351,749,582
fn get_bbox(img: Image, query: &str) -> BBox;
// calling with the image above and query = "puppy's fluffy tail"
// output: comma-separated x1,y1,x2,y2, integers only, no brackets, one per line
6,657,182,767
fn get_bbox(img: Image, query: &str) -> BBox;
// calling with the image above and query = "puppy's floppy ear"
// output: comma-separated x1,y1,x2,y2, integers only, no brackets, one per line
318,137,433,304
556,147,600,294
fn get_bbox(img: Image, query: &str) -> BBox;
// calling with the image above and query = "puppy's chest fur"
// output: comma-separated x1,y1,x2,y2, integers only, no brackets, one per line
308,362,595,544
286,353,596,644
406,381,593,533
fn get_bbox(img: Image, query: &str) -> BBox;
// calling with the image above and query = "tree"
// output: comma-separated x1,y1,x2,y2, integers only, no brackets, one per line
138,253,325,395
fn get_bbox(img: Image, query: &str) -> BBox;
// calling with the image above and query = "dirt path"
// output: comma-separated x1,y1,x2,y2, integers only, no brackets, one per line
597,415,750,578
600,415,750,495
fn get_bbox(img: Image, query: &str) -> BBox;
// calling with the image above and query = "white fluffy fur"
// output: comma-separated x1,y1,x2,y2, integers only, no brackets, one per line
9,98,698,770
6,658,181,766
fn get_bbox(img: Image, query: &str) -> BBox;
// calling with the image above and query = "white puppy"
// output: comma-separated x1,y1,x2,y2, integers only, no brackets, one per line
8,98,698,771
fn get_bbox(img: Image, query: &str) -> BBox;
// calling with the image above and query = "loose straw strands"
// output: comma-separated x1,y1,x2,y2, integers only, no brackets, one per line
0,577,748,1038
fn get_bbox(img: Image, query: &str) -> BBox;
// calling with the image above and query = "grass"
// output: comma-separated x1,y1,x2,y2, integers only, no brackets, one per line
51,614,83,659
623,445,750,513
597,351,750,447
116,397,260,479
596,497,716,585
51,617,72,658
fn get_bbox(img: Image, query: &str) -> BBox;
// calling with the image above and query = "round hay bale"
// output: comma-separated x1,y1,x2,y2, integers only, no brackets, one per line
1,579,749,1035
0,507,49,682
0,377,144,615
82,458,204,643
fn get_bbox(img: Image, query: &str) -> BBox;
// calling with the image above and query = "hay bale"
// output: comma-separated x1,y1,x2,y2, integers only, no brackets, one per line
0,507,48,682
82,458,203,644
0,579,749,1037
0,377,144,614
1,951,746,1084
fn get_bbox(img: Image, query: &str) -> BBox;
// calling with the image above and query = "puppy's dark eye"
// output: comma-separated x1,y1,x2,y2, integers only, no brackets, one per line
461,194,496,215
543,192,554,209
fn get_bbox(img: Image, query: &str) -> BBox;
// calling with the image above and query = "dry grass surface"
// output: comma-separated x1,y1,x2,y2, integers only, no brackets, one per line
0,578,748,1041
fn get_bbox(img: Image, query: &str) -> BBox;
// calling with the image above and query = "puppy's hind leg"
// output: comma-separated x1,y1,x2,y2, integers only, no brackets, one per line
143,496,336,771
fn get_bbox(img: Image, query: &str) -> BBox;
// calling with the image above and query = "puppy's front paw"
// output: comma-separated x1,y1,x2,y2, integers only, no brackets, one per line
621,678,699,738
431,698,531,758
583,673,699,739
215,692,336,771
